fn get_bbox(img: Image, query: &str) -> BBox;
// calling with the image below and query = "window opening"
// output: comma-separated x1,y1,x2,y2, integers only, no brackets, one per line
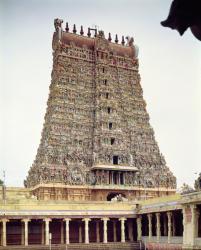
111,138,115,145
113,155,118,165
106,93,109,99
109,123,112,130
107,107,111,114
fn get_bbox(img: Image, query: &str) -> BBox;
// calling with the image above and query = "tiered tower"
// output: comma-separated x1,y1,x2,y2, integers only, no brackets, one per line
25,19,176,201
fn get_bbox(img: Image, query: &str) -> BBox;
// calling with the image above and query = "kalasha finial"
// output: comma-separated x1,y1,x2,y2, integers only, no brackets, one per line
87,28,91,37
94,29,97,37
80,25,84,35
121,36,125,45
108,33,112,42
65,22,69,32
115,34,118,43
73,24,77,34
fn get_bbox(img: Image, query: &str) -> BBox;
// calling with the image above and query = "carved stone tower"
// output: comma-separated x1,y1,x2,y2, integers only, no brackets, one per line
25,19,176,201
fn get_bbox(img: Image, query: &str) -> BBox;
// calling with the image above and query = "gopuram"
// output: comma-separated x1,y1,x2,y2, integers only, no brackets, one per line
1,19,200,250
25,19,176,201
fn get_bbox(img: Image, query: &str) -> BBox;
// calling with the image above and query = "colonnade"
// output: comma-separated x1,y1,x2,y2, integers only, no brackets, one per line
94,170,125,185
137,210,183,243
0,217,128,247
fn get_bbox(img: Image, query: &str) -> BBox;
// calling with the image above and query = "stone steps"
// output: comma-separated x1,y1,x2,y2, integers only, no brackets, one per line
0,242,143,250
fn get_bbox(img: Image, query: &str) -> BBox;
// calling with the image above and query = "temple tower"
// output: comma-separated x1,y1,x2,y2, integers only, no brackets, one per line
25,19,176,201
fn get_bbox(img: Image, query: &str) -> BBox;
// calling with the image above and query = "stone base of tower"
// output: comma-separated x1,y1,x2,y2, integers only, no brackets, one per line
30,183,176,201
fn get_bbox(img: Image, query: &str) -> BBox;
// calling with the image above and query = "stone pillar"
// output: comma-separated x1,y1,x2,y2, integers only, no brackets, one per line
147,214,152,240
61,220,64,244
137,216,142,241
172,213,176,236
21,220,25,245
128,220,133,241
119,217,126,243
96,220,100,243
43,218,51,246
107,171,110,185
163,213,167,236
1,219,9,247
118,172,121,185
41,222,45,245
64,218,71,244
111,171,114,185
82,218,90,244
183,205,200,246
122,172,125,185
167,212,172,243
102,217,109,243
156,213,161,243
113,220,117,242
192,205,200,241
22,218,30,246
78,222,82,243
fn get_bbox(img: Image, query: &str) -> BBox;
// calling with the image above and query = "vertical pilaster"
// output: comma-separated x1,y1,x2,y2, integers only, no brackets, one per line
22,218,30,246
147,214,152,240
137,216,142,241
113,220,117,242
102,217,109,243
167,212,172,243
156,213,161,243
43,218,51,246
82,218,90,244
1,219,9,247
96,220,100,243
119,217,126,243
64,218,71,245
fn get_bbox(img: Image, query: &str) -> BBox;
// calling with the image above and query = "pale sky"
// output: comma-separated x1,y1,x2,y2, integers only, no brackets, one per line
0,0,201,188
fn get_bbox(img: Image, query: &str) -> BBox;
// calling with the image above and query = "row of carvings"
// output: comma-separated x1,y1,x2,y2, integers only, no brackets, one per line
25,164,176,189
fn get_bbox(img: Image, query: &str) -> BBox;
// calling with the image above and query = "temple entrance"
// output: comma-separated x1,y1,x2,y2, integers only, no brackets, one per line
107,192,126,201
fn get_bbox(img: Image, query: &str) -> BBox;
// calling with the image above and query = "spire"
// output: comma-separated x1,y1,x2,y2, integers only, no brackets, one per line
115,34,118,44
121,36,125,45
80,25,84,35
73,24,77,34
65,22,69,32
87,28,91,37
108,33,112,42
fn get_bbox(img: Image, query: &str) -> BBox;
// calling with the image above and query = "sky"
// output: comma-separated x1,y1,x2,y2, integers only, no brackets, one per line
0,0,201,188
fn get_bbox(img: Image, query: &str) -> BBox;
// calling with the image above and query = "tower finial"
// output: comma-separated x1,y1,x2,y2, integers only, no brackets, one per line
87,28,91,37
108,33,112,42
121,36,125,45
73,24,77,34
65,22,69,32
94,29,97,37
80,25,84,35
115,34,118,43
